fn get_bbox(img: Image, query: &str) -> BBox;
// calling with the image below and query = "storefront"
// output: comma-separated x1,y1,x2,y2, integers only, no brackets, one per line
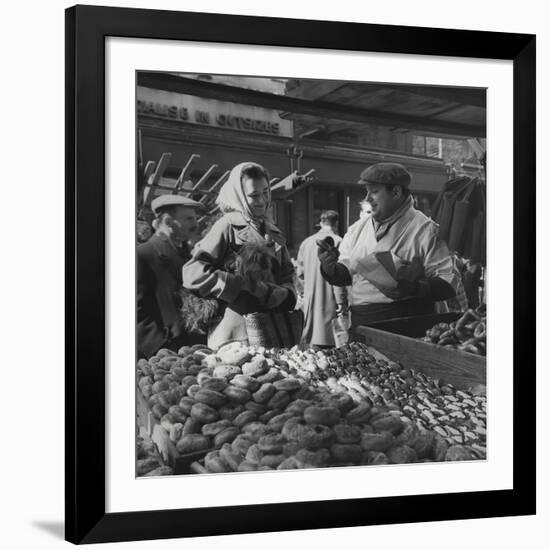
137,83,448,255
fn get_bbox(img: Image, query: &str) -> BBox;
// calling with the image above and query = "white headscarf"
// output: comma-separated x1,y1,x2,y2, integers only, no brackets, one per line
215,162,273,228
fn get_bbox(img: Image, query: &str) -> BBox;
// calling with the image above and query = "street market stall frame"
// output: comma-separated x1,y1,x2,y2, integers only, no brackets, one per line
136,72,486,254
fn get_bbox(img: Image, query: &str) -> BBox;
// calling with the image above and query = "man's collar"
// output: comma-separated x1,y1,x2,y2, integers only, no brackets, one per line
153,231,181,251
372,195,415,240
374,196,413,226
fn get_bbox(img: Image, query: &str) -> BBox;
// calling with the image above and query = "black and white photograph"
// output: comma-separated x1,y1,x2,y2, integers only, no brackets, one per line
0,0,544,546
135,72,488,477
57,2,538,545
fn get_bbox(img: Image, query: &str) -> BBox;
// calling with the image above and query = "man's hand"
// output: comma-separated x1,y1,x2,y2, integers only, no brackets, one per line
381,279,419,300
317,238,340,277
381,256,426,300
395,256,424,282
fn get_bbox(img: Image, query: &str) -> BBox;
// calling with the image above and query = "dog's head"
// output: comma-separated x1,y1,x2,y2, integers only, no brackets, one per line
234,241,277,289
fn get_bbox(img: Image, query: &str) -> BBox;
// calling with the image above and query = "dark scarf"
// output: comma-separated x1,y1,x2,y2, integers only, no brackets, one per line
372,195,414,241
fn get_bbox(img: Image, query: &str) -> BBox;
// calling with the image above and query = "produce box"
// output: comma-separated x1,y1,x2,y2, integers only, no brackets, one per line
137,387,156,437
136,433,172,477
356,323,485,391
137,387,215,474
366,312,462,338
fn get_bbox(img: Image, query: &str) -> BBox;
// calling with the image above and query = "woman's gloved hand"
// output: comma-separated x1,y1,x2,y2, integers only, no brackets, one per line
264,284,289,309
246,280,270,302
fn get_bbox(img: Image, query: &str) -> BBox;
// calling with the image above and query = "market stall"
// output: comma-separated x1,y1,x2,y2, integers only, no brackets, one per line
357,306,487,391
134,74,488,478
136,340,486,476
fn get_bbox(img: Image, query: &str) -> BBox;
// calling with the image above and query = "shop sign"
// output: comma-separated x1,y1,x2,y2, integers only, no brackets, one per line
137,86,293,137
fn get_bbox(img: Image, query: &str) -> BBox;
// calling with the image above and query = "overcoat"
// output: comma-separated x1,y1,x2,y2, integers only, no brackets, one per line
182,212,296,349
297,227,346,346
137,234,194,358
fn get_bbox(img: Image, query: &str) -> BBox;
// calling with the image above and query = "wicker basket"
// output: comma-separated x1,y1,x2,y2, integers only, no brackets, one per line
244,310,304,349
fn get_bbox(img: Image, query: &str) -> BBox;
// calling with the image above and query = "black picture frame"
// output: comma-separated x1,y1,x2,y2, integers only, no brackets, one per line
65,4,536,544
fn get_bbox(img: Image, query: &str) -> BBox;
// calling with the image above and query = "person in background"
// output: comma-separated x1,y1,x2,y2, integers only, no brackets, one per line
182,162,296,350
463,260,482,309
290,256,305,311
297,211,347,348
137,194,206,358
136,219,153,243
318,162,460,335
435,252,469,313
359,199,373,219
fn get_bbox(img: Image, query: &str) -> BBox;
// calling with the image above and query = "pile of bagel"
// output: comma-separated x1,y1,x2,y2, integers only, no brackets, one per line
421,305,487,356
137,341,483,474
272,342,486,451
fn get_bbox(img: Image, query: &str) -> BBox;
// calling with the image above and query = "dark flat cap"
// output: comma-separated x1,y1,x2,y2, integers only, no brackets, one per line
151,194,205,215
358,162,412,187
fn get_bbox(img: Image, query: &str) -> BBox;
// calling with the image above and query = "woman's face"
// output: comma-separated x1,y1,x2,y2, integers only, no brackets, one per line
243,176,269,217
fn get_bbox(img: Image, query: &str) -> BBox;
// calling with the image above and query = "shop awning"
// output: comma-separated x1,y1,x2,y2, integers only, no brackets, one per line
137,72,486,139
283,79,486,140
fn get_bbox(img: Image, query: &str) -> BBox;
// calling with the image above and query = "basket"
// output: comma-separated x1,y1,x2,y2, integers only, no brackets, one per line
244,310,304,348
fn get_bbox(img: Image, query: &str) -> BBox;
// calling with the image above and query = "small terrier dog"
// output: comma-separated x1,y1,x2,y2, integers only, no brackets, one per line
179,241,277,334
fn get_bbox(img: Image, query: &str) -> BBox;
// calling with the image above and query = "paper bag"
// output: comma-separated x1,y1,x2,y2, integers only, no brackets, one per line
354,251,402,293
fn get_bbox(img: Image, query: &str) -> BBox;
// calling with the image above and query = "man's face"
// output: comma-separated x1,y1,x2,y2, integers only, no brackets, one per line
365,183,402,221
161,205,198,242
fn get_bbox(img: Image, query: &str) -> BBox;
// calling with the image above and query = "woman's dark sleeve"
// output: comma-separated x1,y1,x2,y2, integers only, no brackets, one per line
182,218,245,303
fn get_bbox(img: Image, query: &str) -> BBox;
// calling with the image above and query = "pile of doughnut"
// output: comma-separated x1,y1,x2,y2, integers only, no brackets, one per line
137,340,486,475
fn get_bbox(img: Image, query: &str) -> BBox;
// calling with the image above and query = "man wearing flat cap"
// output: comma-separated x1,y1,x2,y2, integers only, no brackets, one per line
137,194,206,358
318,162,460,334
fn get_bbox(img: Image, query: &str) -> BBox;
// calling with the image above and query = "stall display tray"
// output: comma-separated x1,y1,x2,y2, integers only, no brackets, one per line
356,321,485,391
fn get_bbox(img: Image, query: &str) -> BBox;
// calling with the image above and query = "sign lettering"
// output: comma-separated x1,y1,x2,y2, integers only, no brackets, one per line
195,110,210,123
136,88,292,137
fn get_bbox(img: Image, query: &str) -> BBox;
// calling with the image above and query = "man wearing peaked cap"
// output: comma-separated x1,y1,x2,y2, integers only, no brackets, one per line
150,194,205,216
357,163,412,221
137,193,207,357
317,162,462,333
358,162,412,190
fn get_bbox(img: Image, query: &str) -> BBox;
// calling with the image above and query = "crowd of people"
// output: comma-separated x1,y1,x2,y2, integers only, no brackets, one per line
137,160,479,359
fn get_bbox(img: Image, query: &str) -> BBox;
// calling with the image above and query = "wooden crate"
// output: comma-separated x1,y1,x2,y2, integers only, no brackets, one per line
136,388,212,474
367,312,461,338
137,388,156,437
173,448,214,475
356,324,486,390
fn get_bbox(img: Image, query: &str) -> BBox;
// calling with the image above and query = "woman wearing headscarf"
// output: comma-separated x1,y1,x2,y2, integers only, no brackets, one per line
181,162,297,349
